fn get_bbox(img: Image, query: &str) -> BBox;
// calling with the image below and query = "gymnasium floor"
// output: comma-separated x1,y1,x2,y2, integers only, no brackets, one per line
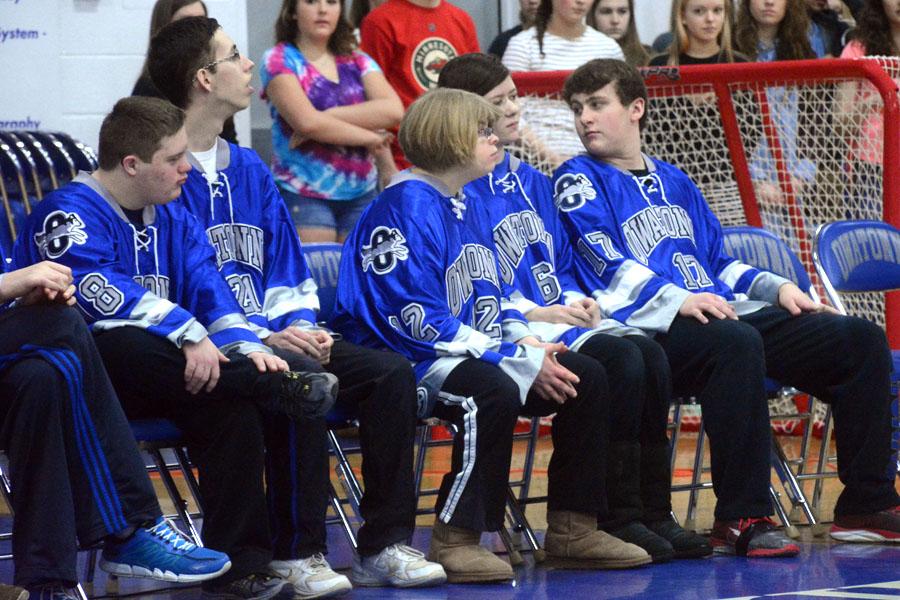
4,429,899,599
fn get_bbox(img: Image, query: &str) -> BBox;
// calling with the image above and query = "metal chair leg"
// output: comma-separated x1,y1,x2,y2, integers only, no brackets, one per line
770,438,816,528
173,447,203,514
329,482,358,550
149,449,203,546
768,485,798,538
505,487,545,562
811,404,835,516
684,417,706,531
413,424,431,504
495,525,523,567
327,429,363,515
515,419,540,502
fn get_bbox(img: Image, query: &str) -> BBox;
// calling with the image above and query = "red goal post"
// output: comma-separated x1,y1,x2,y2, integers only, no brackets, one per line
512,58,900,345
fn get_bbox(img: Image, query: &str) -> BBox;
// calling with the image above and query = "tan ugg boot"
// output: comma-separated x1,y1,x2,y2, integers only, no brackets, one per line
427,520,514,583
544,510,652,569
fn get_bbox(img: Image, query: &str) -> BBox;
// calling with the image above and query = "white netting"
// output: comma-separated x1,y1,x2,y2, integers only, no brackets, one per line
513,58,900,329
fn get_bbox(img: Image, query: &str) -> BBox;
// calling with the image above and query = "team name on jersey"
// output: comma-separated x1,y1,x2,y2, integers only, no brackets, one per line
622,205,695,265
445,244,501,316
133,274,170,299
206,223,264,272
492,210,552,285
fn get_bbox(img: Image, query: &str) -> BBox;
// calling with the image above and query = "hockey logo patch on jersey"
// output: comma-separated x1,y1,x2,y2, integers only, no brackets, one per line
411,37,458,91
361,226,409,275
34,210,88,259
554,173,597,212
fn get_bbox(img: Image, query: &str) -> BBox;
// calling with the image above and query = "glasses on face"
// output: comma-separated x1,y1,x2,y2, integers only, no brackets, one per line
477,126,494,139
198,47,241,73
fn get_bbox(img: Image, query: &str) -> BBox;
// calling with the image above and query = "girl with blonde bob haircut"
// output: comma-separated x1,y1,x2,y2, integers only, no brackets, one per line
335,85,594,583
399,88,502,174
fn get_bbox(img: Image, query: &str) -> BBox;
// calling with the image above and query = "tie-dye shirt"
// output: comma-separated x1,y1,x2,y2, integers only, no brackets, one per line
261,42,380,201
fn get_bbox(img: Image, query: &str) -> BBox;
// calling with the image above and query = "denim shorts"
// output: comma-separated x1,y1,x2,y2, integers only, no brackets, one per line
279,187,376,236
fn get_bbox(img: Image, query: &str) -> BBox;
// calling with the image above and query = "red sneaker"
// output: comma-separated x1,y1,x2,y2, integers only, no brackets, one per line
831,505,900,543
710,517,800,558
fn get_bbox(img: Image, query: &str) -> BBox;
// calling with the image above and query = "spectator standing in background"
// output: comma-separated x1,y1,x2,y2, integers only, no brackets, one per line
735,0,825,59
646,0,753,210
132,0,238,144
836,0,900,208
588,0,650,67
349,0,387,36
806,0,851,56
503,0,624,72
502,0,624,159
260,0,403,243
734,0,822,212
489,0,541,58
841,0,900,58
360,0,480,169
649,0,743,65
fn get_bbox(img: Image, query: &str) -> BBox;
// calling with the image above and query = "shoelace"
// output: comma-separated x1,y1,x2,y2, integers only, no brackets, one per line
240,573,277,590
737,517,776,531
148,518,196,552
34,585,76,600
307,553,330,571
387,544,426,561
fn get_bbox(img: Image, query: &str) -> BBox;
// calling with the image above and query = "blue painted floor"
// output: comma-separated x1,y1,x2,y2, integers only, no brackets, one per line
7,525,898,599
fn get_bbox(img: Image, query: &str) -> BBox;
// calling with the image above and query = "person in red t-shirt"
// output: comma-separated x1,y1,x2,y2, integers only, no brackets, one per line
360,0,480,168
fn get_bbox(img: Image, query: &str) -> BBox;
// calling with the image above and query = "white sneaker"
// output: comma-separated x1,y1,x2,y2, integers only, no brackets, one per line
350,543,447,588
269,555,352,599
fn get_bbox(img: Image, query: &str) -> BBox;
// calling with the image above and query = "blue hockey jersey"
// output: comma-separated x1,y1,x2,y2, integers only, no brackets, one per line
177,139,319,338
465,153,643,349
14,173,269,354
553,154,789,333
332,171,544,415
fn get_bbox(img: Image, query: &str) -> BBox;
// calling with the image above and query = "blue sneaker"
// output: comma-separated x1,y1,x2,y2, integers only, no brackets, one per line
100,517,231,582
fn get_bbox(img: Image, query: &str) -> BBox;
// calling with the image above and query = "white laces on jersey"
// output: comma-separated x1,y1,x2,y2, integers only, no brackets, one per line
207,171,236,224
129,224,162,280
450,194,467,221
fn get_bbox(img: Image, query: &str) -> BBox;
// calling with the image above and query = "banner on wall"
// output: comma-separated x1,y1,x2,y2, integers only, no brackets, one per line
0,0,60,132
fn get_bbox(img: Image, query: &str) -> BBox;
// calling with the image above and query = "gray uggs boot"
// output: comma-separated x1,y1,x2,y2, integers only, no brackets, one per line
427,520,514,583
544,510,652,569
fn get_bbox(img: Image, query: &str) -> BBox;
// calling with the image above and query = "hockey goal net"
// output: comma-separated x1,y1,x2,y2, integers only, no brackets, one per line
512,58,900,346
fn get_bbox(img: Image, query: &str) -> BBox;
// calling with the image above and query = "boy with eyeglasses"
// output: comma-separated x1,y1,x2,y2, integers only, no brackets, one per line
147,17,445,596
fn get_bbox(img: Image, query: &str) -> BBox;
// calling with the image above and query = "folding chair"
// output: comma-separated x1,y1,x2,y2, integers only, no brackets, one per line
304,242,544,562
15,132,61,192
670,226,822,535
0,139,29,258
80,418,206,592
304,242,364,550
722,226,832,525
51,131,98,173
0,460,91,600
26,132,77,184
813,219,900,480
0,132,40,207
411,418,545,565
128,419,204,545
